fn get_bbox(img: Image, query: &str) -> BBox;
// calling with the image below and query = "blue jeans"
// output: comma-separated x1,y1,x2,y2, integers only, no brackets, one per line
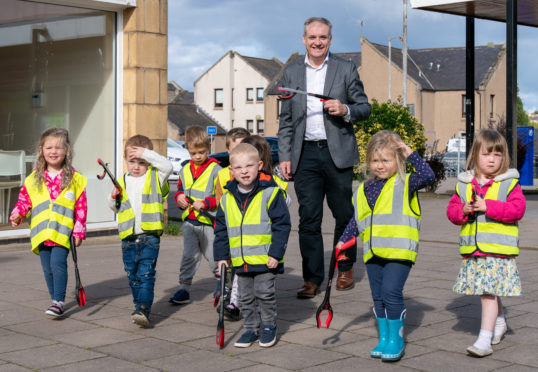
39,245,69,303
366,257,412,319
122,234,160,311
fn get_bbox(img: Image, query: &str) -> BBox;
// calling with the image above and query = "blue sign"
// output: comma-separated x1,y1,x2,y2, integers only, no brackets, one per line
207,126,217,135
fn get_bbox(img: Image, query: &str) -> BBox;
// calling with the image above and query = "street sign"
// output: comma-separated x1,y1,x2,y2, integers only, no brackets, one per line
207,126,217,135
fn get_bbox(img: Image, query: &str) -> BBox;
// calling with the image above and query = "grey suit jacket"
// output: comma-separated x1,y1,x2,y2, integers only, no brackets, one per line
278,53,371,174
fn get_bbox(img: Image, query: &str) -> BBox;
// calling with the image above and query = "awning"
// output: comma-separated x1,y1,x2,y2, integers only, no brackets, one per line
410,0,538,28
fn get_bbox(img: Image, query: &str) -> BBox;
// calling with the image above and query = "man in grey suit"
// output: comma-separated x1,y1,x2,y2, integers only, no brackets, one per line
278,17,371,298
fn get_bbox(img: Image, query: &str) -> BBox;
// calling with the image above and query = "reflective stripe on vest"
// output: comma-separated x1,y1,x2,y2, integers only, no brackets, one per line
220,186,283,267
180,162,220,224
354,173,420,263
117,167,169,239
25,171,88,254
457,178,519,256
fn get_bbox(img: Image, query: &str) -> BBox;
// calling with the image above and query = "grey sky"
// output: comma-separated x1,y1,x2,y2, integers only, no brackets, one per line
168,0,538,112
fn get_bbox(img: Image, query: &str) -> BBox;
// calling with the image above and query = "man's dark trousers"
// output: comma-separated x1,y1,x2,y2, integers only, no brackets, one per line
294,140,356,286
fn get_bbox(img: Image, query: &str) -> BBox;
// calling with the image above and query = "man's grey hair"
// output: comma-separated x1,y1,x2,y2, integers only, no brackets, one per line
303,17,332,37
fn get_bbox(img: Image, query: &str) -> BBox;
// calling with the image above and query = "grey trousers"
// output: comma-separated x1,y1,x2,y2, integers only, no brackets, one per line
179,222,217,288
237,272,277,331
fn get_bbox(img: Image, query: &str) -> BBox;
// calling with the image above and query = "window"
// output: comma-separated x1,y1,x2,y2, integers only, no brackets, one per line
257,120,264,134
246,88,254,102
231,88,234,110
256,88,264,102
407,104,415,116
490,94,495,118
461,95,466,117
214,89,223,108
247,120,254,133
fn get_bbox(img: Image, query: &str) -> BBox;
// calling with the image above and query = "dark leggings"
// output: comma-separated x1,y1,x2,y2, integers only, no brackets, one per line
366,257,412,320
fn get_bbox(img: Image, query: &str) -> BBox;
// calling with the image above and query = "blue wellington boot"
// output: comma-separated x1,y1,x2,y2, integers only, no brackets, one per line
371,317,388,358
382,311,405,362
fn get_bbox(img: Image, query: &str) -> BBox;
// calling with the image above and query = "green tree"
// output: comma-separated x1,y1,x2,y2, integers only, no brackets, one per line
517,95,530,126
353,99,427,177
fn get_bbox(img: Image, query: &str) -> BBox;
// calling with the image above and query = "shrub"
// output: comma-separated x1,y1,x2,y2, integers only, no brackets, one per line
354,99,427,178
424,153,447,192
165,222,182,236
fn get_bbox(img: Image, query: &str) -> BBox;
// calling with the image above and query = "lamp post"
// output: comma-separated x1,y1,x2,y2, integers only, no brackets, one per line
388,36,401,102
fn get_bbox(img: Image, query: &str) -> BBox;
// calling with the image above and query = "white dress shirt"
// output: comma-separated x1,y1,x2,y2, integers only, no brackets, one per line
304,55,328,141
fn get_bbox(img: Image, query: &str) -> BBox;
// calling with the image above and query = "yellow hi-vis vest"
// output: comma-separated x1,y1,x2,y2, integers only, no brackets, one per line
220,186,284,268
179,162,220,225
117,167,169,239
25,171,87,254
456,178,519,256
354,173,421,263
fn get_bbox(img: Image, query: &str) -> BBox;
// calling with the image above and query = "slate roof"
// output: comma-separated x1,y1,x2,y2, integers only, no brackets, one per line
241,56,283,81
370,42,504,91
168,93,226,136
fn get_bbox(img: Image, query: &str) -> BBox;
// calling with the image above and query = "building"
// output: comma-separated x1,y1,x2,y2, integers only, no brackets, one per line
360,37,506,151
0,0,168,241
194,51,282,136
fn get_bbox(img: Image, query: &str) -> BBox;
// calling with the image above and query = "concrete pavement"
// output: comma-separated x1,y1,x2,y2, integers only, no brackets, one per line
0,182,537,371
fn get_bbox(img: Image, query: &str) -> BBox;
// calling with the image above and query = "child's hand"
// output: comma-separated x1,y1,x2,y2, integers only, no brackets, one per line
217,260,228,276
471,195,487,213
335,241,344,250
462,202,474,216
398,141,413,158
267,257,279,269
74,237,82,247
111,186,122,199
176,194,188,209
9,213,22,227
192,200,205,211
127,146,145,161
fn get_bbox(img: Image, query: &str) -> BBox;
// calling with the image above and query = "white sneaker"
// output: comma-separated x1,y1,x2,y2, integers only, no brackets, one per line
492,323,507,345
466,345,493,357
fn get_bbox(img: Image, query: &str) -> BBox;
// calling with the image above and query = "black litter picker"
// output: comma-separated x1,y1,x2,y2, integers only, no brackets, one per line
216,262,227,348
70,235,86,307
97,158,122,209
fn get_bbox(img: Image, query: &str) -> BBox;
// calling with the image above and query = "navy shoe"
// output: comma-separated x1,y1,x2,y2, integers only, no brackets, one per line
234,330,259,348
131,304,150,327
169,289,191,304
259,324,277,347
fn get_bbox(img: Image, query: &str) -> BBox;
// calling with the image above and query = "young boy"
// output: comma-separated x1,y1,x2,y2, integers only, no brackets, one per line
108,134,173,327
214,127,250,320
169,125,222,304
214,143,291,348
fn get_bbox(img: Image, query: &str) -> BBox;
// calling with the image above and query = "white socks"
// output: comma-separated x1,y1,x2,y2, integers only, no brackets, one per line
473,329,492,350
495,314,506,336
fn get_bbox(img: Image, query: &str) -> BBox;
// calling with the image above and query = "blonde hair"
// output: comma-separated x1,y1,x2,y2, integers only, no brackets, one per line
124,134,153,158
229,143,260,165
225,127,250,149
185,125,210,150
366,130,407,182
465,129,510,176
34,127,74,190
241,135,272,173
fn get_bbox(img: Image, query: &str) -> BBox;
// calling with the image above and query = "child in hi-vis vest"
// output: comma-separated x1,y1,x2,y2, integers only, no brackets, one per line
447,129,525,357
108,135,172,327
336,130,434,362
10,128,88,318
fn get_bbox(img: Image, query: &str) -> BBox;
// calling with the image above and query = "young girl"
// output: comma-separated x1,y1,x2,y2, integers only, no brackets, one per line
10,128,87,317
336,130,434,362
447,129,525,357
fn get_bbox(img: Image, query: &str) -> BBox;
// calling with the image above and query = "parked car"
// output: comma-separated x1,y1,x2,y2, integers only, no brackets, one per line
167,139,190,181
442,151,466,177
210,136,280,170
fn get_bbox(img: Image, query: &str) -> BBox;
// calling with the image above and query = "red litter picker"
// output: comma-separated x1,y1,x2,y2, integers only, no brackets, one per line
316,237,356,329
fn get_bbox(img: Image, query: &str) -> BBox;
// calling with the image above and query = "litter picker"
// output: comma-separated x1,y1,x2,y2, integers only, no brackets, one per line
71,235,86,307
277,86,334,101
97,158,122,209
315,237,356,329
216,262,226,348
